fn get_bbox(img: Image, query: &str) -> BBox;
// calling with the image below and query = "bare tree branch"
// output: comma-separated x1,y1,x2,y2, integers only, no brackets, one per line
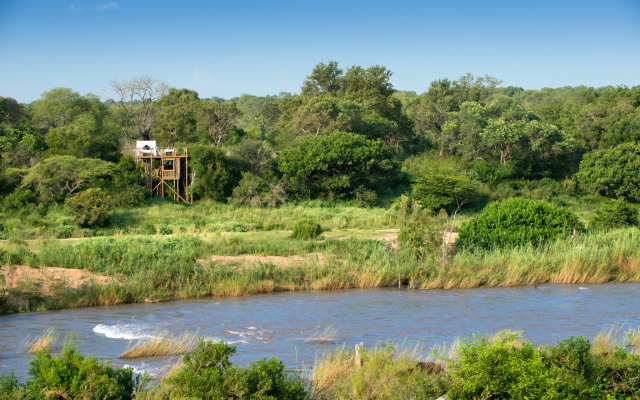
103,76,169,141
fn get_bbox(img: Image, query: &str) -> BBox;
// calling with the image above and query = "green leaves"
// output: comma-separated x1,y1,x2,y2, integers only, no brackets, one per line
457,197,584,250
278,131,396,199
576,142,640,201
21,155,115,202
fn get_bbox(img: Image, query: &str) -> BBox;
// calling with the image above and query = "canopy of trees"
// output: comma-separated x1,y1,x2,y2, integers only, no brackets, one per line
1,63,639,215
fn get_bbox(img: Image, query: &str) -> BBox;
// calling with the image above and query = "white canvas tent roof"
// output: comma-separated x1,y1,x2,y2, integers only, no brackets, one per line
136,141,157,149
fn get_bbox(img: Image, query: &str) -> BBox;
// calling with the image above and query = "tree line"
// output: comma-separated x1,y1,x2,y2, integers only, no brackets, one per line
1,61,639,218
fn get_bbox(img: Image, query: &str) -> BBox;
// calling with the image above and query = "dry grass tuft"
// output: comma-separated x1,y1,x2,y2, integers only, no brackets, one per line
305,326,338,344
591,325,623,356
19,328,58,354
119,330,199,358
312,342,442,400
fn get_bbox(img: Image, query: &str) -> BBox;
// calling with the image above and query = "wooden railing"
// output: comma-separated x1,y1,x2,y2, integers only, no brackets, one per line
161,169,179,179
133,147,188,157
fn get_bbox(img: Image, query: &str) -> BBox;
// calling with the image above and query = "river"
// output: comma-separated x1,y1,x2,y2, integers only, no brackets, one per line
2,283,639,378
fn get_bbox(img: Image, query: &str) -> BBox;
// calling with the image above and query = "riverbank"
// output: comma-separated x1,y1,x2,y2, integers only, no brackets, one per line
2,227,640,315
3,328,640,399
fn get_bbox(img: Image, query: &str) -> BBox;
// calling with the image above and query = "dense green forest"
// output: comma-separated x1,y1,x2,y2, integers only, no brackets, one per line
1,61,640,236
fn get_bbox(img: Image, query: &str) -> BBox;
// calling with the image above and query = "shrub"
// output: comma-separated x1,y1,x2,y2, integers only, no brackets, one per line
158,224,173,235
3,189,35,209
108,185,148,209
1,339,138,400
230,172,269,207
64,188,111,228
161,339,306,400
472,161,516,187
589,200,639,230
447,332,564,400
290,219,324,240
548,335,593,377
576,142,640,201
412,173,475,212
457,197,584,250
189,144,231,201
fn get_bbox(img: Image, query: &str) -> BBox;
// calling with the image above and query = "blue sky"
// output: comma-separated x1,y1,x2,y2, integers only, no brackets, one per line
1,0,639,103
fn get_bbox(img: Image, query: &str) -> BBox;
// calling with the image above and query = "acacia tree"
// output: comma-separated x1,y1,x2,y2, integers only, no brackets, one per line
103,76,169,141
197,101,241,147
21,155,115,203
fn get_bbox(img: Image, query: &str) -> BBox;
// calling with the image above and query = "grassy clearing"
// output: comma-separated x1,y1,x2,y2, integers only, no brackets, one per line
120,330,199,358
19,328,58,354
1,198,397,241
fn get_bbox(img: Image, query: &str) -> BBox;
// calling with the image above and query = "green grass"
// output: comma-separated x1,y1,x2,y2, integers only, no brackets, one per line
3,226,640,314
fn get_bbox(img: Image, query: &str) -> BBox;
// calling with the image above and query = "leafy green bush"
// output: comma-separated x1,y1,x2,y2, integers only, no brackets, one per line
447,332,564,400
472,161,516,187
278,131,396,199
64,188,111,228
457,197,584,249
576,142,640,201
189,144,231,201
589,200,639,230
290,219,324,240
161,339,306,400
3,189,35,209
0,339,138,400
158,224,173,235
548,335,593,377
412,173,475,212
108,185,148,209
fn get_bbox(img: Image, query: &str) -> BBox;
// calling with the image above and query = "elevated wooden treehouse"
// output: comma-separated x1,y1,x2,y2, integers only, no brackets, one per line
133,141,191,203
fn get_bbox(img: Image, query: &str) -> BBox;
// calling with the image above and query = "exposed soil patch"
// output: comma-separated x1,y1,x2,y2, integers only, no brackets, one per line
0,266,116,297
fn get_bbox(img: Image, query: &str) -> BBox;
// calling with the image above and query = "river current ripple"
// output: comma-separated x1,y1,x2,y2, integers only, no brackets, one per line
2,284,640,378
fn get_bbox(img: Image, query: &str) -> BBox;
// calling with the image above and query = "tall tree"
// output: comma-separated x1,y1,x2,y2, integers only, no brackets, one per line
21,155,115,203
403,74,502,154
103,76,169,141
156,88,200,145
236,95,282,141
300,61,343,97
197,101,241,147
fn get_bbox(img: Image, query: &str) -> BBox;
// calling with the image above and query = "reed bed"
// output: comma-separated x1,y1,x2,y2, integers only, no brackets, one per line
4,227,640,314
19,328,58,354
119,330,199,358
422,228,640,290
312,342,446,400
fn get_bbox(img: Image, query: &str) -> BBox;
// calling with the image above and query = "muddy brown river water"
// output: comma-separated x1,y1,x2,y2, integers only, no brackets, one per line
2,283,640,378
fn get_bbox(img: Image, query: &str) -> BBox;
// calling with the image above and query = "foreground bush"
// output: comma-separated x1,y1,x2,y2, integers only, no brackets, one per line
143,339,307,400
446,331,640,400
1,339,137,399
290,219,324,240
457,197,584,250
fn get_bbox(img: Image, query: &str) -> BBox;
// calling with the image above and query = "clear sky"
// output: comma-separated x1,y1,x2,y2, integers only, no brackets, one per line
1,0,639,103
